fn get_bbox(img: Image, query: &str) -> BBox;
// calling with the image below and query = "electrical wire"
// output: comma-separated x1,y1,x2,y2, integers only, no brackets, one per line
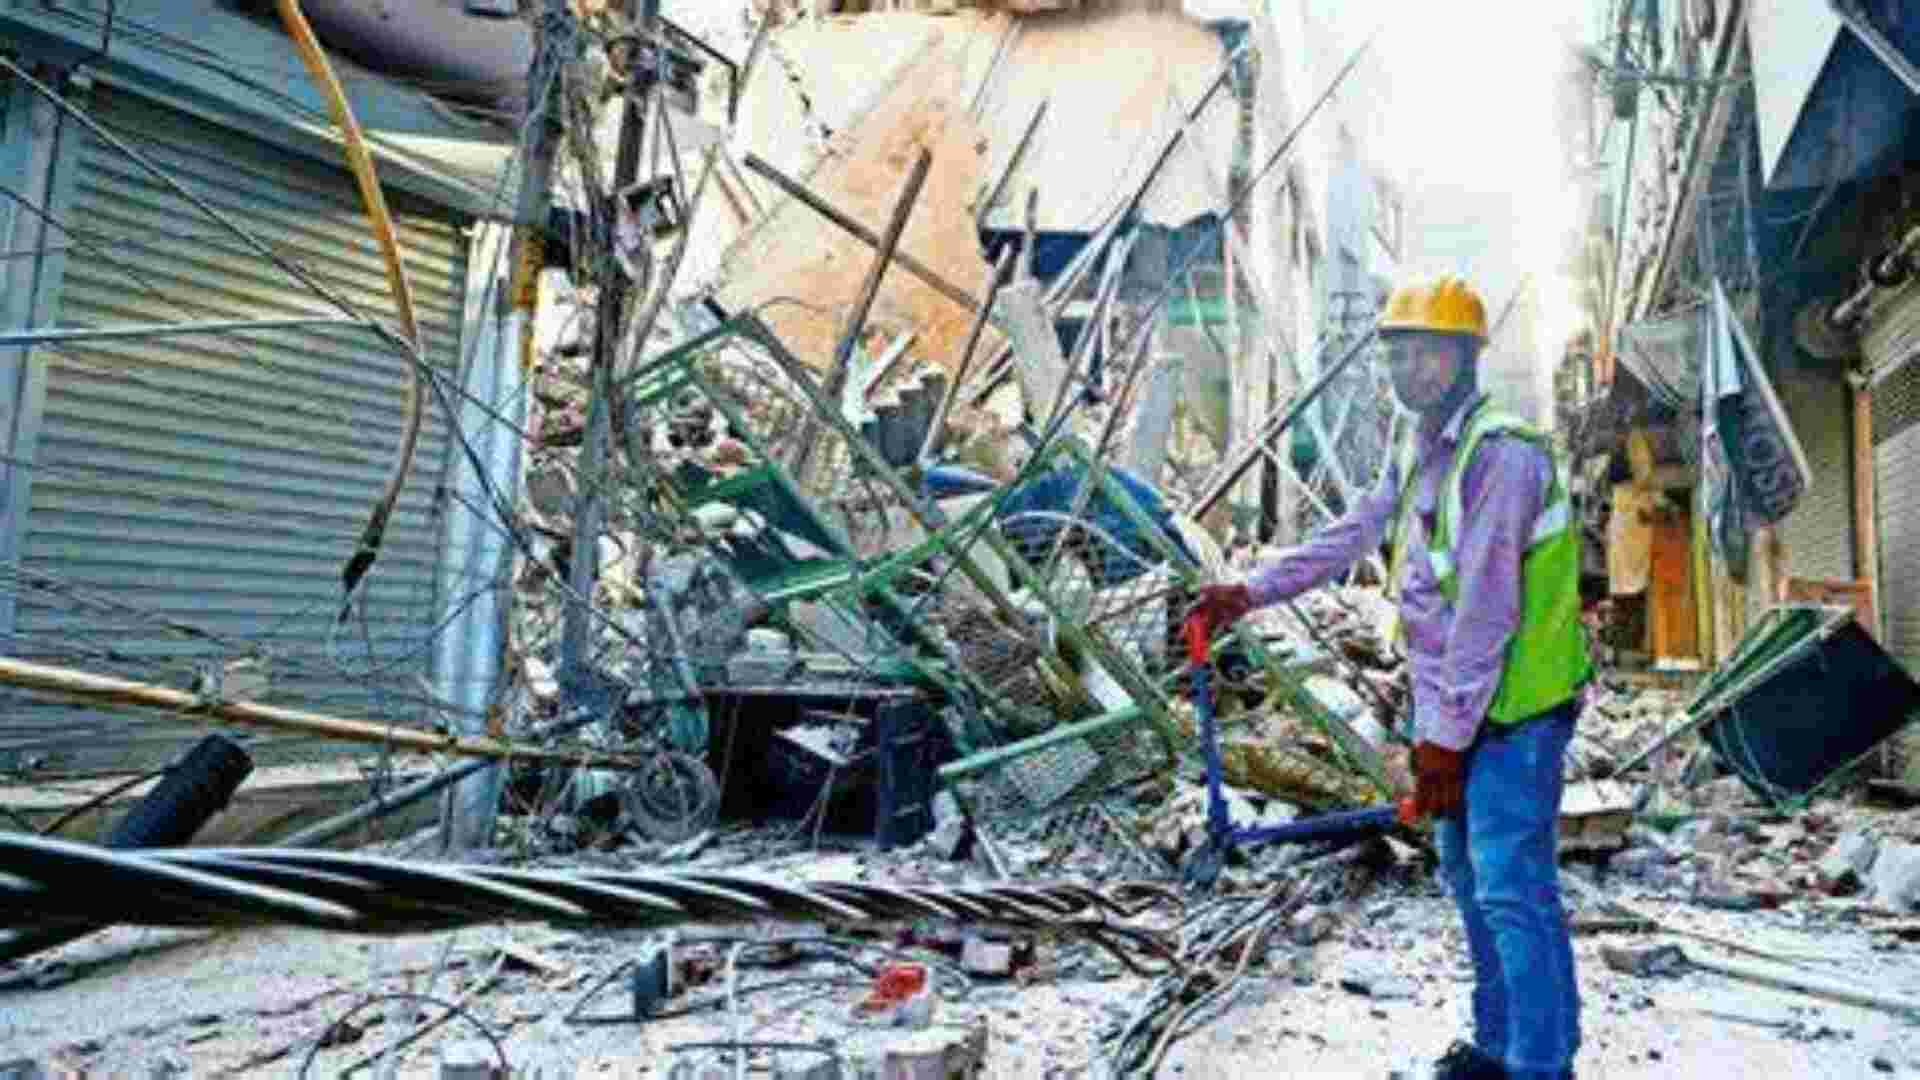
297,991,508,1079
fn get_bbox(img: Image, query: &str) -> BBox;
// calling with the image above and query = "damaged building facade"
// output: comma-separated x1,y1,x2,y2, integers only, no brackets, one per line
1558,1,1920,777
0,1,519,778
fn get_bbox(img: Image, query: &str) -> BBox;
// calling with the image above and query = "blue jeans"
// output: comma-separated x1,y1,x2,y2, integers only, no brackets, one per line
1434,703,1580,1078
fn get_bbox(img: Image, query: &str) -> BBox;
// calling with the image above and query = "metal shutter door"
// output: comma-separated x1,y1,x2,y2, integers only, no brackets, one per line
1876,359,1920,672
1775,373,1854,584
8,87,463,773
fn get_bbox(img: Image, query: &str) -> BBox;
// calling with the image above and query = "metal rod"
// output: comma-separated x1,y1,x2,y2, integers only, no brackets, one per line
1832,0,1920,96
920,246,1016,466
730,16,774,128
741,152,980,313
794,145,932,483
1191,329,1378,520
0,315,358,346
1104,26,1384,418
975,98,1049,230
281,759,488,849
0,655,649,771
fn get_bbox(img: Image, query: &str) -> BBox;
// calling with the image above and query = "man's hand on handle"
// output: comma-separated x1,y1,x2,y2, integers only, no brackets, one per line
1191,583,1253,640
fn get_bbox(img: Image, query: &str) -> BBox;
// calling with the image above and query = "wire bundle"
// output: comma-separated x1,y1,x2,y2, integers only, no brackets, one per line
0,832,1173,940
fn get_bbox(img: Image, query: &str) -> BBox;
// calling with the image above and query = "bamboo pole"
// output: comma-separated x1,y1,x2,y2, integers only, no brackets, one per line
0,657,646,771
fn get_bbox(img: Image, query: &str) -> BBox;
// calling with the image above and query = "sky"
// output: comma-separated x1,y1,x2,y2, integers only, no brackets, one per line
1367,1,1591,407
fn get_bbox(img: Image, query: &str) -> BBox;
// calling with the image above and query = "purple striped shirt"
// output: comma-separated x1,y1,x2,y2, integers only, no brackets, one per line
1246,395,1552,750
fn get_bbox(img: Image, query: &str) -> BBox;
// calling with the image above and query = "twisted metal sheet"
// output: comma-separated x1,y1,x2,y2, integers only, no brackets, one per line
0,834,1169,940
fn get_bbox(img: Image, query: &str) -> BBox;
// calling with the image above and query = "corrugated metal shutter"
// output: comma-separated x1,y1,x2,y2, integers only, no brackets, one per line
1775,373,1854,584
7,87,463,773
1877,359,1920,671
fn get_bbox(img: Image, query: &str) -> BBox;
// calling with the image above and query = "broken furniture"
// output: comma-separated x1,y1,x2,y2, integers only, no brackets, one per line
705,682,951,851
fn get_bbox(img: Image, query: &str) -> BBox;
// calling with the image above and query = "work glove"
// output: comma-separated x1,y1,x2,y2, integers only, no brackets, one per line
1411,741,1469,819
1190,583,1254,642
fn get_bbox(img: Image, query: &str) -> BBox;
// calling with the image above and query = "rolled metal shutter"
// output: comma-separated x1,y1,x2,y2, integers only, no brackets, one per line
8,87,463,773
1876,357,1920,672
1774,373,1854,585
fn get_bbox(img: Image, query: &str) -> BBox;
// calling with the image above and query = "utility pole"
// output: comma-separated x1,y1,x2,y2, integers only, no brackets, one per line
560,0,659,675
444,0,574,852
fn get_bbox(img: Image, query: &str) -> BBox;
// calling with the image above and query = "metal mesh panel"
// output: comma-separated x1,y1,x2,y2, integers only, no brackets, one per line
1875,353,1920,445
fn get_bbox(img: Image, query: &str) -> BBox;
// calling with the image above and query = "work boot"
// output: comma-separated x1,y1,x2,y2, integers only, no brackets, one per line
1428,1040,1505,1079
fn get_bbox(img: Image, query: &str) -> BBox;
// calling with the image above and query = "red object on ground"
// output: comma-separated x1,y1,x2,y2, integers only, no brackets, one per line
859,962,929,1012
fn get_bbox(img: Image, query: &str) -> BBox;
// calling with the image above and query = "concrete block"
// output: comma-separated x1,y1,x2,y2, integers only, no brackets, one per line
440,1040,507,1080
839,1019,988,1080
1821,829,1880,883
926,791,969,860
1288,904,1337,946
1872,841,1920,912
960,935,1014,976
773,1055,841,1080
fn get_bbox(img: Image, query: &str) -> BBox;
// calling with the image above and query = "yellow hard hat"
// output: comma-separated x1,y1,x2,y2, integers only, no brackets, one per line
1378,276,1489,342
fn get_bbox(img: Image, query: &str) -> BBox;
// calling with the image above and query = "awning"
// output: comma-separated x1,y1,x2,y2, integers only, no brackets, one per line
1617,304,1706,409
1752,1,1920,191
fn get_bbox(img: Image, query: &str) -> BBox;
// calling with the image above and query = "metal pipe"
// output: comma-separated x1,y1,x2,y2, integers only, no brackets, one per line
445,0,571,852
282,758,488,849
1832,0,1920,96
1190,329,1377,520
1832,225,1920,329
0,655,643,769
0,734,254,965
0,315,357,346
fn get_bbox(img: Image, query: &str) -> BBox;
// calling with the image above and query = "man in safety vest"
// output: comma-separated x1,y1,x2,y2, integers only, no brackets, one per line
1194,276,1589,1080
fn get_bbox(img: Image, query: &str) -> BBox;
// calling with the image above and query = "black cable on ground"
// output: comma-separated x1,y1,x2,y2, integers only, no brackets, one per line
297,991,507,1079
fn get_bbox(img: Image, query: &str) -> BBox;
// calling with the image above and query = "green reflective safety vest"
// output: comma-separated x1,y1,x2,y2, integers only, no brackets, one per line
1384,401,1592,725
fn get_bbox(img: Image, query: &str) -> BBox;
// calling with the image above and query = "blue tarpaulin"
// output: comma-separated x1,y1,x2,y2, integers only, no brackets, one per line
993,464,1195,588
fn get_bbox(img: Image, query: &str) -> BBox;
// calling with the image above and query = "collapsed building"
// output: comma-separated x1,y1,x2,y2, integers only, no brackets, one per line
11,1,1920,1076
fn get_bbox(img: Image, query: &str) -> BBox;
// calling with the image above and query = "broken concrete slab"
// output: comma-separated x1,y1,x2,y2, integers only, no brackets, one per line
960,935,1015,977
925,790,970,860
1289,905,1338,947
1559,779,1636,853
1871,842,1920,912
439,1039,507,1079
1600,942,1688,978
1822,830,1881,881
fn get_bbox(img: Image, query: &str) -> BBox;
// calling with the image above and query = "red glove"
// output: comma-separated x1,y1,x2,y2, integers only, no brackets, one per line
1191,583,1253,638
1411,741,1469,819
